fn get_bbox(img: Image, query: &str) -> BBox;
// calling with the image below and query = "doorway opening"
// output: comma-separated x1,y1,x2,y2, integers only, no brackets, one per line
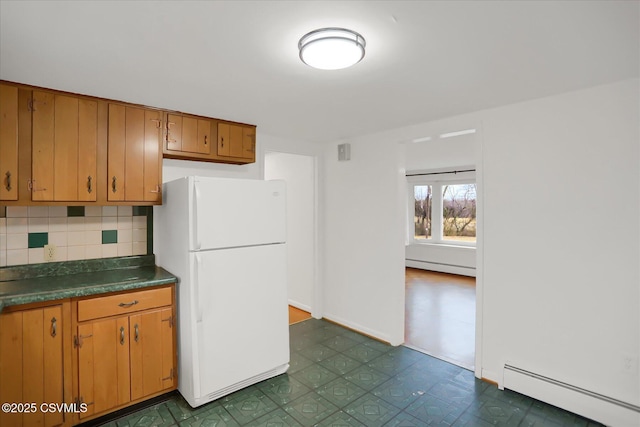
264,151,317,317
405,268,476,370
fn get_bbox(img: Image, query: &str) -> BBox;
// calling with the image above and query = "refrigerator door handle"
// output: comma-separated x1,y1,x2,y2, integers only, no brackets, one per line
194,253,203,323
193,181,202,251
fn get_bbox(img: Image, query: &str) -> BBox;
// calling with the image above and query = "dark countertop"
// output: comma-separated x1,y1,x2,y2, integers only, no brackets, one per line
0,255,177,311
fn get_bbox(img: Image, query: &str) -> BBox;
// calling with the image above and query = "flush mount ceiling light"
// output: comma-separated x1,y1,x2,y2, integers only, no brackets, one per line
298,27,366,70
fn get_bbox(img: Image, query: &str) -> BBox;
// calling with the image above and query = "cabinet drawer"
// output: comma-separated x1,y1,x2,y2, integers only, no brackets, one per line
77,287,172,322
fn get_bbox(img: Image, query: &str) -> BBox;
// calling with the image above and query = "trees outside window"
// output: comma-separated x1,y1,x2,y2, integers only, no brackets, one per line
442,184,476,242
410,181,476,245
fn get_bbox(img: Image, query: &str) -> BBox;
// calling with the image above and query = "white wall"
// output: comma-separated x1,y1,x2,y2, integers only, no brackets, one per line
323,138,407,345
264,152,315,312
479,79,639,417
404,133,476,172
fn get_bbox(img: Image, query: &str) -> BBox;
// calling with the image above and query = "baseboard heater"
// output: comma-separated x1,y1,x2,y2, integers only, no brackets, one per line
504,364,640,426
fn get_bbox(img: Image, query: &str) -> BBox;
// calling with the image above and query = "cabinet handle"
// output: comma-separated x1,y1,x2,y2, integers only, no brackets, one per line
118,300,138,308
134,324,139,342
87,176,92,194
28,98,36,112
5,171,11,192
204,135,208,146
50,317,57,337
111,176,117,193
150,118,162,128
120,326,125,345
150,185,161,194
220,137,224,148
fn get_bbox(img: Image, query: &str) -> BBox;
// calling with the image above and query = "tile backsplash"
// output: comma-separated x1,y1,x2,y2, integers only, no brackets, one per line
0,206,151,267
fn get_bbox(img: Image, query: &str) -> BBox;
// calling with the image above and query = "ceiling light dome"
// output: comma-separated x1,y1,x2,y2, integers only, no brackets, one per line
298,27,366,70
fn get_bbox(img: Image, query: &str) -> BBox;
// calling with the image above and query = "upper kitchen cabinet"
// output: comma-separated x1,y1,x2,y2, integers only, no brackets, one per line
164,118,255,165
217,122,256,163
0,83,19,201
107,104,162,204
166,114,212,155
31,91,97,202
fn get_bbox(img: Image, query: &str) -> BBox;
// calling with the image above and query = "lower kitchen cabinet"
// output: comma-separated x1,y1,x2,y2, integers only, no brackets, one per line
74,285,176,422
0,302,70,427
0,284,176,426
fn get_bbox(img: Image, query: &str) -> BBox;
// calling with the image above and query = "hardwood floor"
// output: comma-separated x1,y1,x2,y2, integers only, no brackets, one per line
405,268,476,370
288,305,311,325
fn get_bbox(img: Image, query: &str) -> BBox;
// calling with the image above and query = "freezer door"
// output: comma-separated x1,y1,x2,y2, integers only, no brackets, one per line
192,244,289,400
191,177,286,251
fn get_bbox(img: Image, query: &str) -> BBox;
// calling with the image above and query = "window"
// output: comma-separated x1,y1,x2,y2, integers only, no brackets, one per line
409,176,476,246
442,184,476,243
414,185,432,239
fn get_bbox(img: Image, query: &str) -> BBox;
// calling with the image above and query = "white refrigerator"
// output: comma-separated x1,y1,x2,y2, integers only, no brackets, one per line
155,176,290,408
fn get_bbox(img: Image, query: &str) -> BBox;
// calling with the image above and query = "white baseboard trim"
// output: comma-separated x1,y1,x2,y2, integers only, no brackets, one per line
322,312,392,345
405,259,476,277
288,300,311,313
504,364,640,427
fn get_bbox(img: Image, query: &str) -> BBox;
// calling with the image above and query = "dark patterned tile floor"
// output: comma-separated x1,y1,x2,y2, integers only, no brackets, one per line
93,319,603,427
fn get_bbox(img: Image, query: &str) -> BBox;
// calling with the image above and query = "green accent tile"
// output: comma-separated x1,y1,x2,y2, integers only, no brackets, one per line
28,232,48,248
132,206,148,216
102,230,118,244
67,206,85,217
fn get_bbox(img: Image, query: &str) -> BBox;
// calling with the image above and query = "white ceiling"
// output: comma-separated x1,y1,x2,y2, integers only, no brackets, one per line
1,1,638,143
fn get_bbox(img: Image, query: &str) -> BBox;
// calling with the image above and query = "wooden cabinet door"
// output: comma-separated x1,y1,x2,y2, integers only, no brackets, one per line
228,124,243,158
168,115,211,155
0,83,19,200
0,305,64,427
108,104,162,203
217,122,230,156
242,127,256,160
166,114,183,151
196,119,212,155
31,91,97,202
77,317,130,419
129,307,175,400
